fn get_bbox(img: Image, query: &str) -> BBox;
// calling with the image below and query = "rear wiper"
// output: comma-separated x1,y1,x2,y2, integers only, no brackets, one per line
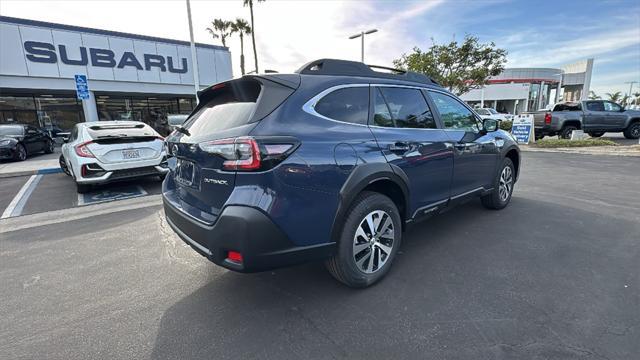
174,126,191,136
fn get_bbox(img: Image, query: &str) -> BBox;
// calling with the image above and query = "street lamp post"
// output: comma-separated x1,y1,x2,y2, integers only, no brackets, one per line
185,0,200,103
349,29,378,63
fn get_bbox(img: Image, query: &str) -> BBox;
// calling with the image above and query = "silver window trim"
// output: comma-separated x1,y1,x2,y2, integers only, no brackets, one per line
302,83,446,131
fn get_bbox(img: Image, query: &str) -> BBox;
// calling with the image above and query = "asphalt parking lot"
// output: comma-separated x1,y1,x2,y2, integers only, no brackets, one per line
1,151,639,360
0,172,162,218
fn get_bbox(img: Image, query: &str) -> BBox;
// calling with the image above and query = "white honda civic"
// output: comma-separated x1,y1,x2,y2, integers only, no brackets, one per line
60,121,169,193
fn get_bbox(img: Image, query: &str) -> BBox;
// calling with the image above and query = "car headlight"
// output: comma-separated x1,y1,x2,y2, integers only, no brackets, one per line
0,140,11,146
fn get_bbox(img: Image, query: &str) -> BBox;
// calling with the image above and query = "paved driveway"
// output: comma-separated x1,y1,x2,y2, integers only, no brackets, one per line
1,152,638,360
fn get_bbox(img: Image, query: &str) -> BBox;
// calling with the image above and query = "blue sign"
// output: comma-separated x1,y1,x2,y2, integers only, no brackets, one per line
75,74,90,100
512,125,532,144
511,114,534,144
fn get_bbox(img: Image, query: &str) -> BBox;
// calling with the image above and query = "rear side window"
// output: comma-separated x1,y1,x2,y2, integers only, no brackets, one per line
185,79,262,135
373,87,436,129
314,87,369,125
585,101,604,112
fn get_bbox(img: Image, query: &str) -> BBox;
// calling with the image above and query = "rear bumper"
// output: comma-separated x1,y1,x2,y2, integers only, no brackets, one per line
534,125,557,136
75,155,169,184
162,194,335,272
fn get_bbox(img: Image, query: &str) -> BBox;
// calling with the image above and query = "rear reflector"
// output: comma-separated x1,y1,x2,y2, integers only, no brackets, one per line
227,251,243,264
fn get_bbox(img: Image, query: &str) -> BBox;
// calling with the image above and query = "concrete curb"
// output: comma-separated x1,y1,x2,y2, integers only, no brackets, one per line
0,167,63,179
521,145,640,157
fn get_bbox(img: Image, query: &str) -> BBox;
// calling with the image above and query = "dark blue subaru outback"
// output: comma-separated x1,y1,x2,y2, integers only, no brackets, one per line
163,59,520,288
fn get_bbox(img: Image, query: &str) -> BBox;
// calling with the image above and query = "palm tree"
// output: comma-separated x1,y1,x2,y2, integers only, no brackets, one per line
588,91,601,100
206,19,232,47
633,92,640,105
620,94,630,106
230,18,252,75
243,0,264,73
605,91,622,103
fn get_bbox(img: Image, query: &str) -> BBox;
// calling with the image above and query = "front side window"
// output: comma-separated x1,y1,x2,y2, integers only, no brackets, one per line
475,108,490,116
314,87,369,125
373,87,436,129
428,91,479,132
604,101,621,112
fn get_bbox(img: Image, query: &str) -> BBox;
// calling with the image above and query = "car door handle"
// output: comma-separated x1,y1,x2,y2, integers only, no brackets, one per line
388,142,410,153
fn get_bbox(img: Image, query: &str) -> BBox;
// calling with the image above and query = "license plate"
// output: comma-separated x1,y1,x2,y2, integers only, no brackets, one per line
122,149,140,159
175,159,195,186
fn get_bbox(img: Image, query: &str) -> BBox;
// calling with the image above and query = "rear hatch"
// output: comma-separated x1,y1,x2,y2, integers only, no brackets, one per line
166,75,299,218
85,123,163,163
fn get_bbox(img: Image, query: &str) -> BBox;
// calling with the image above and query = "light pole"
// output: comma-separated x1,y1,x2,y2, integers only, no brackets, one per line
624,81,637,105
186,0,200,103
349,29,378,63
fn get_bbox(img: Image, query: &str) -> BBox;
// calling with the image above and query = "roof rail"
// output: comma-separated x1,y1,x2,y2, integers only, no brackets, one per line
295,58,440,86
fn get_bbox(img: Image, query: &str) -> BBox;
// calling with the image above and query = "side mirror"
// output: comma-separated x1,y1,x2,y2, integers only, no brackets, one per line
483,118,499,132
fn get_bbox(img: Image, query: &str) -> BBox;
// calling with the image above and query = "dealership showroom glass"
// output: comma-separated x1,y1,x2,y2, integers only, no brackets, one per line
0,16,232,136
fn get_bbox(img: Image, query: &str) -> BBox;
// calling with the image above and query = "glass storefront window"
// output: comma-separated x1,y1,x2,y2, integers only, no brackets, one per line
96,94,195,136
34,95,84,135
0,94,83,133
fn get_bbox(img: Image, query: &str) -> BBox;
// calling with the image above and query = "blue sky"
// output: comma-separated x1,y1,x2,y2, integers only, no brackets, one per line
2,0,639,96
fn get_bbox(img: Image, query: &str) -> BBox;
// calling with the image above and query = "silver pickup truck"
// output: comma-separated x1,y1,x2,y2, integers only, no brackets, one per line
527,100,640,139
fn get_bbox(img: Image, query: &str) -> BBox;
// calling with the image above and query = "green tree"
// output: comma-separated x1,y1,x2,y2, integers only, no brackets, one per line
605,91,622,103
206,19,232,47
588,91,601,100
243,0,265,74
633,92,640,105
393,35,507,96
230,18,252,75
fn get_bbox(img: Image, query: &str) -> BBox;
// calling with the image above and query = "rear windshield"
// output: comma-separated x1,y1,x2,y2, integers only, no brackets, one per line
185,79,261,135
553,103,581,111
87,122,157,139
0,125,24,136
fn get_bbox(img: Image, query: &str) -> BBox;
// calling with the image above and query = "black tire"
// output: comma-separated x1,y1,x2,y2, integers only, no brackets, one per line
59,155,71,176
587,132,605,138
76,183,91,194
559,125,577,139
623,122,640,139
325,191,402,288
13,144,27,161
44,140,55,154
481,158,515,210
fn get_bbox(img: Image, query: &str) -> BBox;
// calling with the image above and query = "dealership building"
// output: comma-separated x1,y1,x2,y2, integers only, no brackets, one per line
460,59,594,114
0,16,232,135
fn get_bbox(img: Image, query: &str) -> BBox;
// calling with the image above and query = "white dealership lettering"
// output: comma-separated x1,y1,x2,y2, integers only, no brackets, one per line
23,41,188,73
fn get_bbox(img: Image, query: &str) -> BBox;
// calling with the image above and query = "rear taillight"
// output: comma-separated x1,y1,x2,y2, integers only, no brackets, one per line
75,141,95,158
198,136,297,171
544,112,552,125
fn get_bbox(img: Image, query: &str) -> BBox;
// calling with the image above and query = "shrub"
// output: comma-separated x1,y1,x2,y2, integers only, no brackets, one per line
533,139,618,148
499,120,512,131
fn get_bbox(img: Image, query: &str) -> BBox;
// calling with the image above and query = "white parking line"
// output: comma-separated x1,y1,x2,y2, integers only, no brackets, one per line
1,174,43,219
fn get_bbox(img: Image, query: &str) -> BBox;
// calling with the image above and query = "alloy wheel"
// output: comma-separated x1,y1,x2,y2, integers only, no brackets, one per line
632,124,640,138
498,165,513,202
352,210,395,274
18,146,27,161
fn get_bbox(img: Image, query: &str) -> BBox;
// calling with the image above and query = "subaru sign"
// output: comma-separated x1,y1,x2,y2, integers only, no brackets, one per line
24,41,189,74
0,16,232,86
